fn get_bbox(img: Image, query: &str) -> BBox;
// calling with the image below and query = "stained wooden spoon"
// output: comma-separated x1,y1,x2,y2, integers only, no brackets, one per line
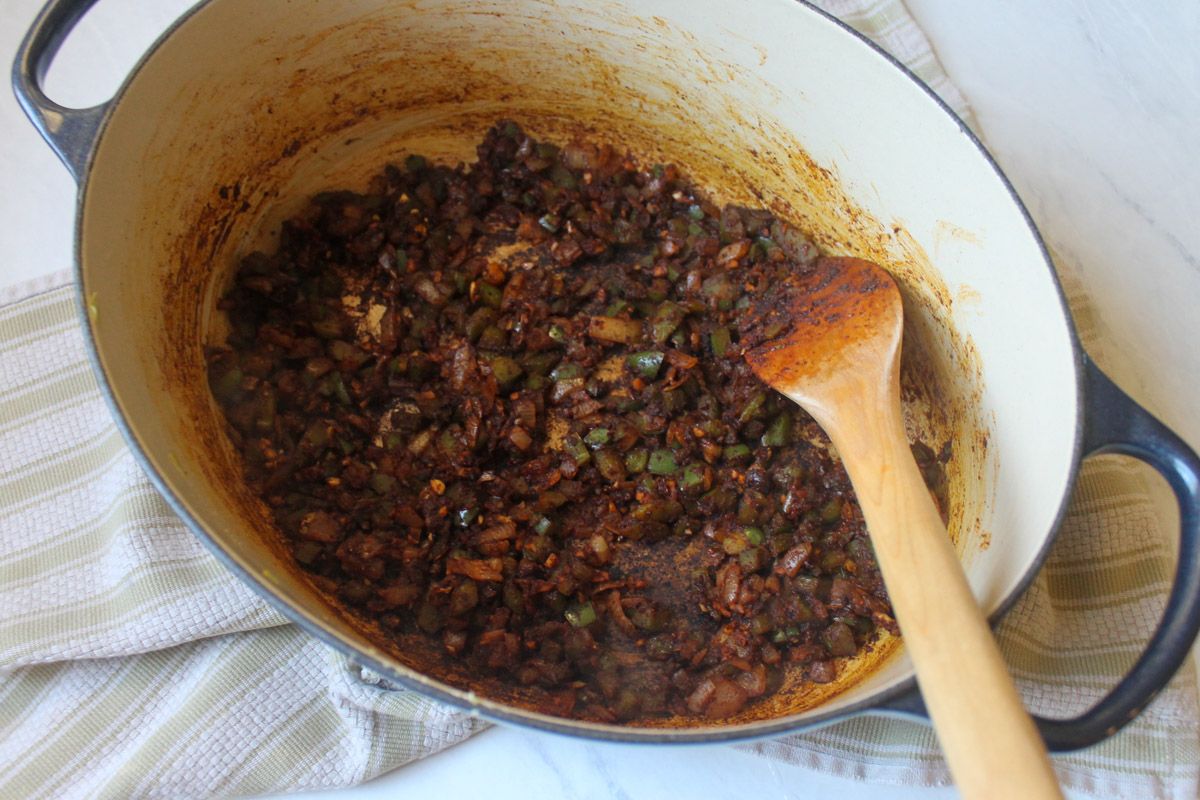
744,257,1062,800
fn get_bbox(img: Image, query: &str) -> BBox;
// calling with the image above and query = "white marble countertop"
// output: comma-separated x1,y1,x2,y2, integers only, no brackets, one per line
2,0,1197,797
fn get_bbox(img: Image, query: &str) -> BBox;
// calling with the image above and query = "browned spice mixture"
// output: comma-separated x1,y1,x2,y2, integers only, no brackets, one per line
207,122,902,722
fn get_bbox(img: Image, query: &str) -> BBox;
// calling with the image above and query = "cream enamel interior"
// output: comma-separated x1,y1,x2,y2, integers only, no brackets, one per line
78,0,1079,737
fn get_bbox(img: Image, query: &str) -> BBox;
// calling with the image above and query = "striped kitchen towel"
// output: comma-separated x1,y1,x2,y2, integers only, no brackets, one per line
0,2,1197,800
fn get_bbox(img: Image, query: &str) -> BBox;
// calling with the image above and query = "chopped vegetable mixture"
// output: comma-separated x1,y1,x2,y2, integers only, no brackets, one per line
207,122,902,722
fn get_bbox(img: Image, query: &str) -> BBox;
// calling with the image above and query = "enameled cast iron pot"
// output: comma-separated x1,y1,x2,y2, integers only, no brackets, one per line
15,0,1200,748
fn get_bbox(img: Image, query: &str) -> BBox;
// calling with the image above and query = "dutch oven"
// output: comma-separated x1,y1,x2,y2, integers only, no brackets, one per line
14,0,1200,747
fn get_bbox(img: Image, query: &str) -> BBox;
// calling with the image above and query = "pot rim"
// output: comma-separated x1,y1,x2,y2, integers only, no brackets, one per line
68,0,1086,742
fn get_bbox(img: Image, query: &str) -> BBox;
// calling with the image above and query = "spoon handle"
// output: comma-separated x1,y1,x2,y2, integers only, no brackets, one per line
810,376,1063,800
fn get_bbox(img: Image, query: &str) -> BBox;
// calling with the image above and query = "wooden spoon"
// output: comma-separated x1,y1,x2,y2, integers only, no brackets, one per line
744,256,1062,800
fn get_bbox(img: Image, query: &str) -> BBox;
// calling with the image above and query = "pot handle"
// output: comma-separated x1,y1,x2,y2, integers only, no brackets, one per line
880,355,1200,752
11,0,108,181
1031,355,1200,749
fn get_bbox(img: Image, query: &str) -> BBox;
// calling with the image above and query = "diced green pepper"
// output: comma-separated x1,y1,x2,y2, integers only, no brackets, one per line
679,462,709,493
614,394,645,413
605,299,630,317
772,625,802,644
774,462,808,487
593,448,627,483
503,582,527,613
477,282,503,309
722,531,748,555
549,165,577,189
565,601,597,627
630,603,671,632
485,355,523,390
838,614,876,636
648,449,677,475
584,427,610,447
626,351,665,380
521,352,560,377
737,391,768,423
791,601,815,624
648,301,686,345
466,307,499,341
660,388,687,415
563,434,591,466
723,443,752,463
847,536,876,569
550,362,585,382
736,493,762,525
624,448,649,474
820,497,844,525
819,548,847,572
698,486,738,513
822,621,857,657
701,275,738,308
761,413,793,447
438,427,462,457
739,547,766,571
710,326,731,359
